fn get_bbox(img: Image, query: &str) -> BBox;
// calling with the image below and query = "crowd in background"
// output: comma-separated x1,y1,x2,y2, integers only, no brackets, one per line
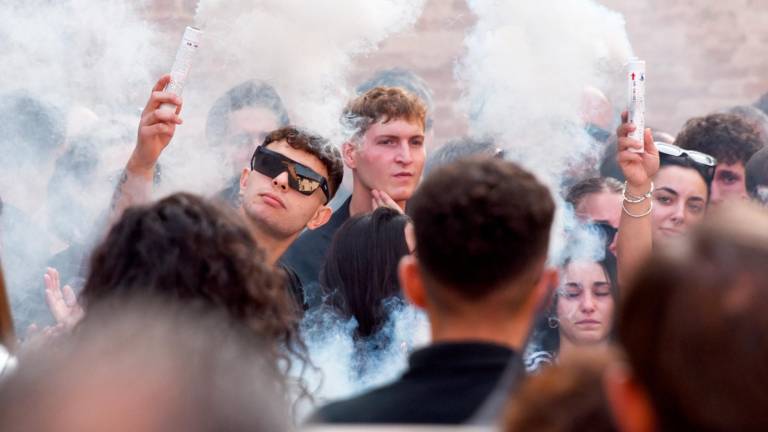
1,61,768,431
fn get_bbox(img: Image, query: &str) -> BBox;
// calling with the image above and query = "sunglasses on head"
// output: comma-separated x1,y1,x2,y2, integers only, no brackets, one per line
250,145,330,203
656,142,717,183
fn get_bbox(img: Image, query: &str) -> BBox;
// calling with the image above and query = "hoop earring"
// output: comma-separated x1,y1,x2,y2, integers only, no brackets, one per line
548,316,559,329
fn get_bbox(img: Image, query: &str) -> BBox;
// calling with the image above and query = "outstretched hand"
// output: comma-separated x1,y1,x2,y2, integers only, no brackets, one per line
43,267,84,330
617,111,659,189
128,74,184,173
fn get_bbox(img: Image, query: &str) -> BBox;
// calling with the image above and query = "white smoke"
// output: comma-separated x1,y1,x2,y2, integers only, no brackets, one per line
456,0,632,261
298,299,430,417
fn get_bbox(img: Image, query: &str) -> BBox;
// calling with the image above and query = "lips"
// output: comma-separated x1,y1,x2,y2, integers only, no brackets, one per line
393,172,413,179
575,319,601,325
259,192,286,209
660,227,684,236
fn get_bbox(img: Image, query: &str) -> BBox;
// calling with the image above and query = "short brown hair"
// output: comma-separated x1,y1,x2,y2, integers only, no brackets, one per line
408,157,555,306
618,202,768,430
341,86,427,139
262,126,344,199
675,113,763,166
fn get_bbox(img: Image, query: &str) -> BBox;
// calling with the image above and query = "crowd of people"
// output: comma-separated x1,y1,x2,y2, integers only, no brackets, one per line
1,58,768,431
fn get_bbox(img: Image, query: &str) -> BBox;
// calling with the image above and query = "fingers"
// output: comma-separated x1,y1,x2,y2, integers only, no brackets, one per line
141,123,176,138
620,110,628,123
142,107,183,127
62,285,77,308
617,150,643,165
643,128,659,157
617,137,642,153
617,121,635,139
143,92,183,115
151,74,172,92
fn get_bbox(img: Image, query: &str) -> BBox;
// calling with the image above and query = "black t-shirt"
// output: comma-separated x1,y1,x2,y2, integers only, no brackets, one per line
311,342,517,424
279,197,351,308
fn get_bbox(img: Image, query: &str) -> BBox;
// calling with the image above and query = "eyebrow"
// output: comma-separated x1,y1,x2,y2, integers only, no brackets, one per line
375,134,425,140
656,187,679,197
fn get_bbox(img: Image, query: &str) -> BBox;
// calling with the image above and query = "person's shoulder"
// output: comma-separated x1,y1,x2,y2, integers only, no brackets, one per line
310,380,404,424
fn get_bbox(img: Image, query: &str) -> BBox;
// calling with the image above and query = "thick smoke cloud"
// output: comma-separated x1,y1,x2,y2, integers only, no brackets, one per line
457,0,633,261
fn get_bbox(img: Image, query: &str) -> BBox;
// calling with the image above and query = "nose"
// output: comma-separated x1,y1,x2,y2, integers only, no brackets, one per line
272,171,290,192
670,202,686,225
581,292,596,314
394,141,413,165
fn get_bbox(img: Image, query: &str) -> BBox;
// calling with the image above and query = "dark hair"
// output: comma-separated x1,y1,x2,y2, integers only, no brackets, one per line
746,147,768,201
341,86,427,138
618,202,768,431
675,113,763,166
205,80,290,145
534,255,617,356
80,193,308,393
0,91,65,167
424,136,501,176
408,157,555,305
320,207,410,339
659,152,713,197
724,105,768,148
258,126,344,200
565,177,623,209
356,68,434,129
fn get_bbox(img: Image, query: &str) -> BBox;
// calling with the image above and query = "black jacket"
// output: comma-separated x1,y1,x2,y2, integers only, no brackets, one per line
311,342,517,424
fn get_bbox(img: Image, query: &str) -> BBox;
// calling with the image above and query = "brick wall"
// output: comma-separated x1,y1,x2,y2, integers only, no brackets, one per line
146,0,768,143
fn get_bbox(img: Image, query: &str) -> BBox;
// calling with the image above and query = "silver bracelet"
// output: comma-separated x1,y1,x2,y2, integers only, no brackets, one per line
622,181,654,204
622,200,653,218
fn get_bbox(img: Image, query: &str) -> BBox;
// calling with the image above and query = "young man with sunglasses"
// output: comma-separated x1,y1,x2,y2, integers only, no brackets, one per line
280,86,428,298
111,75,343,271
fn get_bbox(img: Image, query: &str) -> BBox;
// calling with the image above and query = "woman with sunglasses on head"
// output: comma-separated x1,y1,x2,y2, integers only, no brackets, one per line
614,112,716,286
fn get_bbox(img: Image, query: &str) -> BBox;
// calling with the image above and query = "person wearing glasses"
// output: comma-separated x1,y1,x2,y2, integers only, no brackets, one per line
614,113,716,285
110,75,344,271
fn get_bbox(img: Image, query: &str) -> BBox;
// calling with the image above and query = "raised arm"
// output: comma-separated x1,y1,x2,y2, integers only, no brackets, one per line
616,112,659,287
108,75,183,223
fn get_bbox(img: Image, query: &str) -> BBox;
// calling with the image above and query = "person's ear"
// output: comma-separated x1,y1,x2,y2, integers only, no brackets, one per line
306,205,332,230
399,255,427,309
239,168,251,194
342,141,358,169
604,362,657,432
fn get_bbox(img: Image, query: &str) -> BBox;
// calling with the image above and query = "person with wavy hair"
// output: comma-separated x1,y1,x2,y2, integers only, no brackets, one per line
50,192,310,402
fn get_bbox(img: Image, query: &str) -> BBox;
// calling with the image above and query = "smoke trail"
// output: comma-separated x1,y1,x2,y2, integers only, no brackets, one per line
456,0,632,261
298,299,429,416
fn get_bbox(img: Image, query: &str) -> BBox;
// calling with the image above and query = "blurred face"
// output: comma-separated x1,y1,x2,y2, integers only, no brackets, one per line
557,260,614,346
224,107,280,173
710,162,747,206
240,139,329,239
651,166,708,244
346,118,425,202
575,191,622,228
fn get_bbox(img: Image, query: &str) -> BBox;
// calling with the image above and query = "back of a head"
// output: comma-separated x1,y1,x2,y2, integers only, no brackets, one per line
618,202,768,430
724,105,768,148
754,91,768,116
320,207,410,338
746,147,768,204
504,349,617,432
675,113,763,166
0,301,289,432
424,136,500,176
408,157,555,306
205,80,290,145
0,91,65,168
80,193,300,366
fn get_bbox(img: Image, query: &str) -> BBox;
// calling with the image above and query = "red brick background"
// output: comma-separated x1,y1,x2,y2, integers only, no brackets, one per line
146,0,768,145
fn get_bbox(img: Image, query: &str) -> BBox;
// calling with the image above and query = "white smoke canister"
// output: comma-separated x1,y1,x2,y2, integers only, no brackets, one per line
626,58,646,153
160,26,202,112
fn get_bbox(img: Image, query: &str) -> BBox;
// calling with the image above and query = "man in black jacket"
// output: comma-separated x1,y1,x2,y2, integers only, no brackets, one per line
312,157,558,424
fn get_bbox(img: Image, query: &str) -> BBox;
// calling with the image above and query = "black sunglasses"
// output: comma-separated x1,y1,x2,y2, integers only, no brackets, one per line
656,142,717,183
250,145,330,203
